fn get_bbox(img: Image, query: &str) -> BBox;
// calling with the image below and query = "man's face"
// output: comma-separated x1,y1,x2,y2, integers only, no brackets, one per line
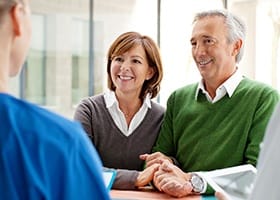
190,16,237,83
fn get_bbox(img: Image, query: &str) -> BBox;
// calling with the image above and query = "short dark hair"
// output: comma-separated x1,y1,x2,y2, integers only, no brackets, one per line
0,0,24,22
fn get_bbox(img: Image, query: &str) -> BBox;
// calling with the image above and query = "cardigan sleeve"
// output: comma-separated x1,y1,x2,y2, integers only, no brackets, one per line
73,98,94,140
111,169,139,190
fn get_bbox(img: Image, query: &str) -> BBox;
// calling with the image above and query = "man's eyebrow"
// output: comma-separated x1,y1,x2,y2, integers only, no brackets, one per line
201,35,214,39
191,35,217,41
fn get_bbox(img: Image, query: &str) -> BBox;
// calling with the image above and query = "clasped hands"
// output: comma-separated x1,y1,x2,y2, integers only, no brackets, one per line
136,152,193,198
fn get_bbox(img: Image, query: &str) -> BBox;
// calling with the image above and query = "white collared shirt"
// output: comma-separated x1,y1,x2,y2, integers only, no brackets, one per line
104,90,151,137
195,69,244,103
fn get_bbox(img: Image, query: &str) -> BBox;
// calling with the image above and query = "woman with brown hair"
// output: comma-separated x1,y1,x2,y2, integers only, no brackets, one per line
74,31,164,189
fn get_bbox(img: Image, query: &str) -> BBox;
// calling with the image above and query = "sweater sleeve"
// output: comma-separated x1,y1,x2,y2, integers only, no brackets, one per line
112,169,139,190
73,98,94,139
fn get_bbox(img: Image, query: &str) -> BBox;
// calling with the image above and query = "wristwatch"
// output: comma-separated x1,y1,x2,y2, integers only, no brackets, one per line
190,173,206,193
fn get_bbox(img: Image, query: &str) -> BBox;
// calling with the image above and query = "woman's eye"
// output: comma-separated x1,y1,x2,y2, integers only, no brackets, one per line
114,57,123,62
133,59,141,64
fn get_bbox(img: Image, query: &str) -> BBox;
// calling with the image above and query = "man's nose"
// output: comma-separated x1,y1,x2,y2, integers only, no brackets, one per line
193,43,206,56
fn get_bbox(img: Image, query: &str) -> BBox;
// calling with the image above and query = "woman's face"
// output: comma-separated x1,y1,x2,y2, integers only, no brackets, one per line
110,45,154,97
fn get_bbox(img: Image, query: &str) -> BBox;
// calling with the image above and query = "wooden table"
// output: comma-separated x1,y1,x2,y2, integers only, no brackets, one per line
110,189,216,200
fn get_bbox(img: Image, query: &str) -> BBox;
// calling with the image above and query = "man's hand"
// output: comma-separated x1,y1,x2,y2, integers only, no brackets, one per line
157,161,191,179
152,161,193,198
139,152,173,167
155,174,193,197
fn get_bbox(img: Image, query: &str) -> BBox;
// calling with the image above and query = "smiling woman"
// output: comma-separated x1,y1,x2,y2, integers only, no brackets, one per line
107,32,162,99
110,44,154,110
10,0,159,118
74,31,165,190
9,0,280,120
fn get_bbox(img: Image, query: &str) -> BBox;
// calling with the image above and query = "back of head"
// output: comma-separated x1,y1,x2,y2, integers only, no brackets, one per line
0,0,23,20
193,9,246,63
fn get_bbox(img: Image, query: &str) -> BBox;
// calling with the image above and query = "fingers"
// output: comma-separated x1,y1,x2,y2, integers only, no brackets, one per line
139,152,192,198
135,163,160,187
153,169,168,190
139,153,148,160
160,160,174,172
159,161,188,180
139,153,161,167
139,152,172,168
153,168,182,189
158,178,192,198
161,181,183,197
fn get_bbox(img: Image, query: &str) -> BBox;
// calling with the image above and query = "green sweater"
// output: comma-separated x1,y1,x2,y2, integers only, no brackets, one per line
153,78,279,172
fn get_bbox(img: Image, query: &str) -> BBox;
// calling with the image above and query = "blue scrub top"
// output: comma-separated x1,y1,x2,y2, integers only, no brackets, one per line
0,93,110,200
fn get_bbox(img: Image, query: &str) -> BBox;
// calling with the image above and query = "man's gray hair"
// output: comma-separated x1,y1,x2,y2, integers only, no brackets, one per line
193,9,246,63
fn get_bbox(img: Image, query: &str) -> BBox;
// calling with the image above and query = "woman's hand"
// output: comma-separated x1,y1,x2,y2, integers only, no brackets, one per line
135,163,160,187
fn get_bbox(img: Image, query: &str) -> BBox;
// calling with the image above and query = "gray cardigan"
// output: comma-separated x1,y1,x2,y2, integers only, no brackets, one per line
74,94,165,189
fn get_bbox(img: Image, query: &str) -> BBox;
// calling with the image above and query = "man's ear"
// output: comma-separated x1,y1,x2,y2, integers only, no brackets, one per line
10,4,24,36
232,39,242,57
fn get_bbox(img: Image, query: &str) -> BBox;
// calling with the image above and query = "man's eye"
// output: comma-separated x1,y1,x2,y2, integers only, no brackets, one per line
191,42,196,47
205,39,214,45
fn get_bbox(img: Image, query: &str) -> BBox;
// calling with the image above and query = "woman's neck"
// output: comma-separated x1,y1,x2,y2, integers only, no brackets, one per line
116,92,143,125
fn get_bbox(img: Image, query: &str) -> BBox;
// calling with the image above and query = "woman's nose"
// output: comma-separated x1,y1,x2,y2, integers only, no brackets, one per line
120,60,130,70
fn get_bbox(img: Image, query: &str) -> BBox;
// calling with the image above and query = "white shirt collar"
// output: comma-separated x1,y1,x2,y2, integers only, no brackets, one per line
222,68,243,97
104,89,151,108
195,68,243,101
103,89,151,136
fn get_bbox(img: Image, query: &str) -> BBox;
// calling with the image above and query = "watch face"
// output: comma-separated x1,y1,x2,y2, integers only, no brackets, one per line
191,174,204,193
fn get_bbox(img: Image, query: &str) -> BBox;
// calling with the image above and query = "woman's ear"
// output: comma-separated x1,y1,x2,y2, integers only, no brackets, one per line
146,67,155,80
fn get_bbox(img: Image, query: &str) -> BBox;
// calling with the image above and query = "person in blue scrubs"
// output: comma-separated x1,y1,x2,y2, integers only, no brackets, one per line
0,1,110,199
